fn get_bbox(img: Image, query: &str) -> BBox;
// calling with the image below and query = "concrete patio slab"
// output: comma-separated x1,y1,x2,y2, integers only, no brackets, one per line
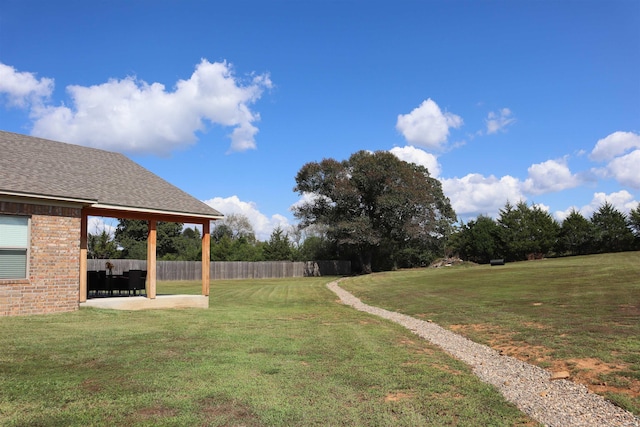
80,295,208,310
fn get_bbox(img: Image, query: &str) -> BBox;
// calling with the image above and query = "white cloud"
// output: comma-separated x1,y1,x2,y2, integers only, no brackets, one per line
553,207,575,223
590,131,640,162
203,195,289,241
0,63,53,108
4,60,271,155
588,190,638,215
522,158,582,195
389,145,441,177
441,173,525,219
588,131,640,190
396,98,463,150
607,150,640,189
289,191,323,211
533,202,550,213
87,216,118,236
554,190,638,222
486,108,515,134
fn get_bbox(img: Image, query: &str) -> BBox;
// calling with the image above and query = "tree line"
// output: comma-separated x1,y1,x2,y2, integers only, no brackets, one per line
447,201,640,264
88,215,303,263
89,150,640,272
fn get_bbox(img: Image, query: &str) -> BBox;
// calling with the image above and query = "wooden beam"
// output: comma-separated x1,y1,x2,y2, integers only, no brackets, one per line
202,220,210,296
147,220,157,299
83,207,221,224
79,211,88,303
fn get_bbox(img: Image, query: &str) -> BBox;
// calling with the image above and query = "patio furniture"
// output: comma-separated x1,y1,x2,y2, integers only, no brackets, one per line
87,271,99,296
110,275,129,296
98,270,109,295
86,269,147,297
127,269,147,296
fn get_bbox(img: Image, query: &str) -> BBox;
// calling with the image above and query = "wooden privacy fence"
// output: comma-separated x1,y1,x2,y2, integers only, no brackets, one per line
88,260,351,281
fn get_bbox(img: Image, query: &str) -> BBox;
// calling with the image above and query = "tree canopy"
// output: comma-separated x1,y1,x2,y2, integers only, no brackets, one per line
590,202,635,253
293,150,456,273
497,201,559,261
557,209,594,255
449,215,501,264
88,230,119,259
210,213,264,261
113,219,202,261
263,226,294,261
630,204,640,240
449,201,639,263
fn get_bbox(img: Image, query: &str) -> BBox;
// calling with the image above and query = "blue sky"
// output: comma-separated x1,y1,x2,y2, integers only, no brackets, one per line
1,0,639,240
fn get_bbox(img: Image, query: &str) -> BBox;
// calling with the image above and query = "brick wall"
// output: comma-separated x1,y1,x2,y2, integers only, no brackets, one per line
0,201,81,316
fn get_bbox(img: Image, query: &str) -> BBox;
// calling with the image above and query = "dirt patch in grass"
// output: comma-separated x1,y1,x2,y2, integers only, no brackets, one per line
80,378,103,393
199,398,262,426
449,323,640,401
619,303,640,317
398,338,417,346
133,406,179,421
549,358,639,398
384,391,415,402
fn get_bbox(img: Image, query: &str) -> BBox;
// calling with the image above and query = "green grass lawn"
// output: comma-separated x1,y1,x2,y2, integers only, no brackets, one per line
340,251,640,415
0,278,535,426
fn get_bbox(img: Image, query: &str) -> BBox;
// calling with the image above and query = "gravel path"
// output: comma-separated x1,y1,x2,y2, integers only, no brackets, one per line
327,280,640,427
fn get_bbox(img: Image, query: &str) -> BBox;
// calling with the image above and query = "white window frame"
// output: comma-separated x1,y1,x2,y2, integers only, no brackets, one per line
0,215,30,280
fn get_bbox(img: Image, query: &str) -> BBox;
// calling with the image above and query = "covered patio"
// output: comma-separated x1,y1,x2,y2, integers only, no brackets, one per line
79,207,222,310
0,130,224,316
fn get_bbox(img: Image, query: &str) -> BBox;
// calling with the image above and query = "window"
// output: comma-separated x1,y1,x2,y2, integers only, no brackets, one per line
0,216,29,279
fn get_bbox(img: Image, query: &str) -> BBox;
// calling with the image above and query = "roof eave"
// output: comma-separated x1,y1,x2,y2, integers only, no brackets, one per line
0,192,224,223
85,203,224,223
0,190,96,206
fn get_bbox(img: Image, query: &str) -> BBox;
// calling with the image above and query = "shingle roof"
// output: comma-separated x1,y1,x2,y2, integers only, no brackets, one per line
0,130,223,220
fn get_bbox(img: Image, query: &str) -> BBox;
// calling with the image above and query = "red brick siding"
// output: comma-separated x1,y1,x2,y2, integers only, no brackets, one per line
0,201,81,316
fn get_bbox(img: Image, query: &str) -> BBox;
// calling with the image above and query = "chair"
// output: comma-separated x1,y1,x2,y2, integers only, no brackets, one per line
87,271,99,297
97,270,108,296
127,270,146,296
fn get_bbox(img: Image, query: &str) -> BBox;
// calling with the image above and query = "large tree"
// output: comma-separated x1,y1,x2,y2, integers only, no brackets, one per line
263,227,294,261
590,202,635,253
114,219,185,260
88,230,119,259
291,224,337,261
629,203,640,249
114,219,148,259
450,215,502,264
497,201,559,261
213,213,256,243
556,209,594,256
293,150,456,273
164,227,202,261
210,213,263,261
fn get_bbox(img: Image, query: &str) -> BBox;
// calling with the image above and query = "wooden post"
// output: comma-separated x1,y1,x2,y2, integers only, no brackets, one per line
147,220,157,299
202,220,210,296
79,211,88,303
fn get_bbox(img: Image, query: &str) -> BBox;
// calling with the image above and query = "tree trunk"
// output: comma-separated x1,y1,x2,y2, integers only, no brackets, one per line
359,250,372,274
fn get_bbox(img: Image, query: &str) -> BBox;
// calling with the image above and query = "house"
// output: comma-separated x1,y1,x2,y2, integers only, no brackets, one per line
0,130,223,316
